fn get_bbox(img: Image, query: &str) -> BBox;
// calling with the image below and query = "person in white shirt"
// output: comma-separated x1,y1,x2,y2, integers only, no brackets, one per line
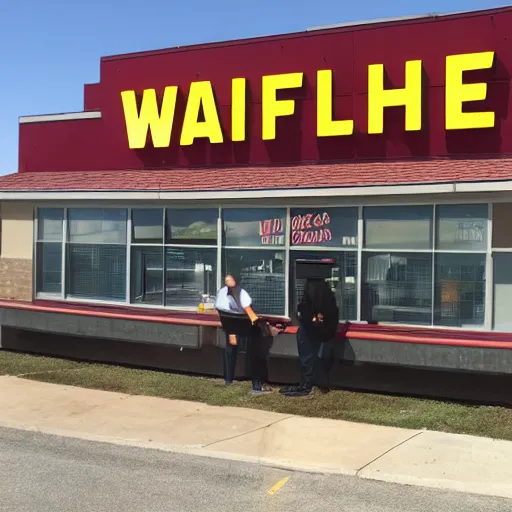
215,273,271,395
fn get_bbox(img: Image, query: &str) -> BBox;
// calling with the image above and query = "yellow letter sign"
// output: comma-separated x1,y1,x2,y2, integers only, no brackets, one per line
231,78,246,142
368,60,422,134
121,87,178,149
180,81,224,146
445,51,495,130
262,73,303,140
317,70,353,137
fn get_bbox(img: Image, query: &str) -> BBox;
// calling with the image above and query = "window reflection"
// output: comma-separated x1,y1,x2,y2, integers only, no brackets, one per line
224,249,286,316
165,248,217,308
166,209,217,245
132,209,163,244
223,209,286,247
131,246,163,305
434,253,485,327
362,252,433,325
290,251,357,321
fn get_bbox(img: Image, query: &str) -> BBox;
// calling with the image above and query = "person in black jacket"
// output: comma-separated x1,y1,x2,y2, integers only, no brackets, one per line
280,278,339,397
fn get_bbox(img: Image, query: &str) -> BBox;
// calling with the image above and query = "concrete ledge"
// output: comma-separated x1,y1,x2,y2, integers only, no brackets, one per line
0,308,200,348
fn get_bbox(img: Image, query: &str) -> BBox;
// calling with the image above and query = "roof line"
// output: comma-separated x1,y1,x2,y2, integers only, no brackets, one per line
101,6,512,62
0,182,459,201
19,111,101,124
306,11,450,31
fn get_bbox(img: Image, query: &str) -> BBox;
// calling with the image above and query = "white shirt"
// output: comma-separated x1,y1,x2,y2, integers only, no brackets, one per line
215,286,252,314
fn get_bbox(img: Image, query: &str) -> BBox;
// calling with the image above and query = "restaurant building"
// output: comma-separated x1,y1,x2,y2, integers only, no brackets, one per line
1,6,512,387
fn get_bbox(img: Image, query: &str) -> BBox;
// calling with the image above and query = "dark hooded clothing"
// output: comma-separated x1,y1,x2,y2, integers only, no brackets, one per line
297,279,339,343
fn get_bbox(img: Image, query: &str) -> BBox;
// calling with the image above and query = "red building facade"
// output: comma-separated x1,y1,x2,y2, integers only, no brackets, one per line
1,7,512,387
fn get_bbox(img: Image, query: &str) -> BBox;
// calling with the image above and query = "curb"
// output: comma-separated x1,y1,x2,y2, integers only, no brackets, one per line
0,421,358,477
2,420,512,500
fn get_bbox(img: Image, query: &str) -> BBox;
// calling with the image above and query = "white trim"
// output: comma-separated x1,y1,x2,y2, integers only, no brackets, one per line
485,203,493,330
455,181,512,193
356,205,363,321
216,207,222,293
61,208,68,300
289,245,357,251
0,183,456,202
19,111,102,124
307,13,436,31
32,207,38,300
125,208,132,303
284,207,291,318
431,205,437,326
223,245,285,251
306,9,474,31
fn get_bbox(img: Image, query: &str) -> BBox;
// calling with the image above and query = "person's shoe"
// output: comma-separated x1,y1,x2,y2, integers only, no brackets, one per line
279,384,303,395
224,381,233,386
281,385,313,397
250,388,272,396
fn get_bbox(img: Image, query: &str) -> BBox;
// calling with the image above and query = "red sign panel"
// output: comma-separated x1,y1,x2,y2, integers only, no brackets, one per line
18,8,512,174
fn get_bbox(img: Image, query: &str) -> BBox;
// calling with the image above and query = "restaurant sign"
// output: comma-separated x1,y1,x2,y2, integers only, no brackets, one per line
121,51,495,149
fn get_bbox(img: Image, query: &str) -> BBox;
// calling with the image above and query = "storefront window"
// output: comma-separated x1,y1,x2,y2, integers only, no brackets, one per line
165,248,217,308
131,246,163,305
166,209,217,245
223,208,286,247
66,209,127,301
434,253,485,327
290,208,358,247
493,253,512,331
364,206,433,250
361,252,432,325
436,204,488,251
32,203,492,329
223,248,286,316
132,209,163,244
68,208,127,244
290,251,357,321
36,208,64,295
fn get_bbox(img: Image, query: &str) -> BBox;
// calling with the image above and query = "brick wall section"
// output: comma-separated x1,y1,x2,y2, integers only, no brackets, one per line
0,258,32,301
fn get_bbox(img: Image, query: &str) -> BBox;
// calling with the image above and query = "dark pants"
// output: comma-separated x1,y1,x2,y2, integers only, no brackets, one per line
297,326,333,389
223,330,269,388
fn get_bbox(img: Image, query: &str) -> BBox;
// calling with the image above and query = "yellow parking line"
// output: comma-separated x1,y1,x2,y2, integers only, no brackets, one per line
268,476,290,496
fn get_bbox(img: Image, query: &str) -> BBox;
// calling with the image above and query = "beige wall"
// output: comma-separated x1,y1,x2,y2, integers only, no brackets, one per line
0,202,34,301
1,202,34,259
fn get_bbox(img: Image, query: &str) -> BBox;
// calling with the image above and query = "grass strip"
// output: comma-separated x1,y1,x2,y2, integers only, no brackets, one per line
1,350,511,441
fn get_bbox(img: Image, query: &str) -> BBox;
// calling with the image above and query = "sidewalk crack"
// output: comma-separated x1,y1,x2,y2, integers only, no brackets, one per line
355,430,425,477
203,415,294,449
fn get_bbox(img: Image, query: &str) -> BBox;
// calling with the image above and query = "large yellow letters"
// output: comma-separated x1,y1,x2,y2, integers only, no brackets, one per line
445,51,495,130
317,70,353,137
368,60,422,134
180,81,223,146
231,78,246,142
262,73,303,140
121,87,178,149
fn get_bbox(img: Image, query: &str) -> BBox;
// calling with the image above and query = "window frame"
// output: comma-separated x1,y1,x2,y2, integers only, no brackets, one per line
34,207,66,298
32,201,494,328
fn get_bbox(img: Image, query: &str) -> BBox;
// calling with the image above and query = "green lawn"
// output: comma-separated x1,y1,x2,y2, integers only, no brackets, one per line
1,350,511,441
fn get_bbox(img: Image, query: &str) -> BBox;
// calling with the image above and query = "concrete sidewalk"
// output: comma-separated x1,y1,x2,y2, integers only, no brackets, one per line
1,376,511,499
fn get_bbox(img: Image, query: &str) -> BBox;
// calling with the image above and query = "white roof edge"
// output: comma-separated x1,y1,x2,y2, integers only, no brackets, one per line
0,182,456,201
19,111,102,124
3,179,512,201
306,9,474,32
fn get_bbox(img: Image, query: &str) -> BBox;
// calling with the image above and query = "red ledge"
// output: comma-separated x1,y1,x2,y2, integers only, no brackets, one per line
0,300,511,350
